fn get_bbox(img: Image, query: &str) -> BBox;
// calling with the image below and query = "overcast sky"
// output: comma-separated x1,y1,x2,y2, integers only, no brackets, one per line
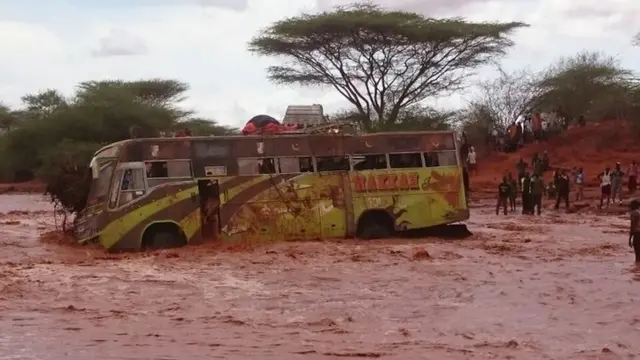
0,0,638,127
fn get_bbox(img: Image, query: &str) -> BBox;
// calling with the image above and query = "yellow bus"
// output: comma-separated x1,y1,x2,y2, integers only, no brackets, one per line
76,128,469,251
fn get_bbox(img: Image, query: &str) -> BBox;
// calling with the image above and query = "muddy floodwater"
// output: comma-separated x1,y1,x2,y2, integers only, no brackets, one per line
1,195,639,359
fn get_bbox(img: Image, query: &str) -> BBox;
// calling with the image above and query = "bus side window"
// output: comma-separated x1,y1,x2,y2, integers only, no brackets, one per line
424,152,440,167
279,157,313,173
146,160,192,188
389,153,423,169
316,156,349,171
259,158,277,174
351,154,387,170
146,160,192,178
437,151,458,166
237,158,277,175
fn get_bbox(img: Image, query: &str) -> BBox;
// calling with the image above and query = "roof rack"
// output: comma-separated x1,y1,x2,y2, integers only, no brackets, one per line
296,121,358,134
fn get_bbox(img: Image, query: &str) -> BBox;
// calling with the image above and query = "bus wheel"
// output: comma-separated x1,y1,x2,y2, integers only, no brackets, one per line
356,210,395,240
142,223,187,250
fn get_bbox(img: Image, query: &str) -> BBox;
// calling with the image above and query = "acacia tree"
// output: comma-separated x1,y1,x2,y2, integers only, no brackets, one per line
248,3,527,130
330,104,455,132
535,52,634,121
21,89,68,118
468,68,542,129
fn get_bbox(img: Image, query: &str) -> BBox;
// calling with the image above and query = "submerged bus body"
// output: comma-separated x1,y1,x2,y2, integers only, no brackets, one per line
76,131,469,251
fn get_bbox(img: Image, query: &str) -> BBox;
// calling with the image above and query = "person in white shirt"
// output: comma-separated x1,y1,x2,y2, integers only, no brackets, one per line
467,146,477,173
599,167,612,208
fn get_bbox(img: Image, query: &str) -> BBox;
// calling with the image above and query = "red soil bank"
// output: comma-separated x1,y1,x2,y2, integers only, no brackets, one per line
471,119,640,194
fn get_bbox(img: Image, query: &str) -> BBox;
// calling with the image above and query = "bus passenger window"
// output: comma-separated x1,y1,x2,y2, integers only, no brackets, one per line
279,157,313,173
146,162,168,178
351,154,387,170
237,158,277,175
238,159,259,175
424,152,440,167
389,153,422,169
437,151,458,166
146,160,192,178
316,156,349,171
259,158,277,174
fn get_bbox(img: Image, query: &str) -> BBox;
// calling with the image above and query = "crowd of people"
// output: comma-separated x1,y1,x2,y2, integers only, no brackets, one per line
487,112,582,153
493,152,639,216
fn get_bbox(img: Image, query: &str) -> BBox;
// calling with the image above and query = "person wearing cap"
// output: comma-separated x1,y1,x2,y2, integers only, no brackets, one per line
611,162,625,204
629,199,640,262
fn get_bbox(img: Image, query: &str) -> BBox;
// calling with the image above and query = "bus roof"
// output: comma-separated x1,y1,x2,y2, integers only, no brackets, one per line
106,130,458,162
109,129,456,145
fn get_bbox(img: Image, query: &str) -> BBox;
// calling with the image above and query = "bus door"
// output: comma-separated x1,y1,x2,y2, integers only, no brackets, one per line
197,179,221,240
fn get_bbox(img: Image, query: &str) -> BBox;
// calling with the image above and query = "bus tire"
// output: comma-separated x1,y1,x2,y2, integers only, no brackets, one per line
142,223,187,250
356,210,395,240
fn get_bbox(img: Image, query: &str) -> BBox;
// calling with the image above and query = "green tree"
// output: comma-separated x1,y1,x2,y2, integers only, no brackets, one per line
175,118,237,136
0,79,234,218
21,89,68,118
248,3,527,130
0,103,17,132
329,104,454,132
535,52,634,121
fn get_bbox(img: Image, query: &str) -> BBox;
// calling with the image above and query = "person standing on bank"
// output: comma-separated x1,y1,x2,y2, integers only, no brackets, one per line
507,172,518,212
611,162,625,204
467,146,477,174
629,199,640,263
574,167,585,201
555,170,570,210
628,161,638,194
521,172,532,215
530,172,545,216
497,176,510,215
599,167,613,209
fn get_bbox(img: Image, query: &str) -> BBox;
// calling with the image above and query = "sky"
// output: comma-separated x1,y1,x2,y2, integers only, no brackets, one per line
0,0,639,128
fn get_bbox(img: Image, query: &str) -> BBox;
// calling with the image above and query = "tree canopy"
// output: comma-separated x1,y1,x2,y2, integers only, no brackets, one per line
463,51,640,140
0,79,235,215
249,3,527,130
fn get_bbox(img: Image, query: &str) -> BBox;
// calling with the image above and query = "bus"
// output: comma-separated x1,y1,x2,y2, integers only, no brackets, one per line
76,128,469,251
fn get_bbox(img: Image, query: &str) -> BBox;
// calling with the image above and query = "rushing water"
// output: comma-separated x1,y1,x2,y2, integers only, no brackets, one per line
0,195,639,359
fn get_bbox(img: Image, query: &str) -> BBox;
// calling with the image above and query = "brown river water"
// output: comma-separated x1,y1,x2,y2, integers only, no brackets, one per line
1,194,639,359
